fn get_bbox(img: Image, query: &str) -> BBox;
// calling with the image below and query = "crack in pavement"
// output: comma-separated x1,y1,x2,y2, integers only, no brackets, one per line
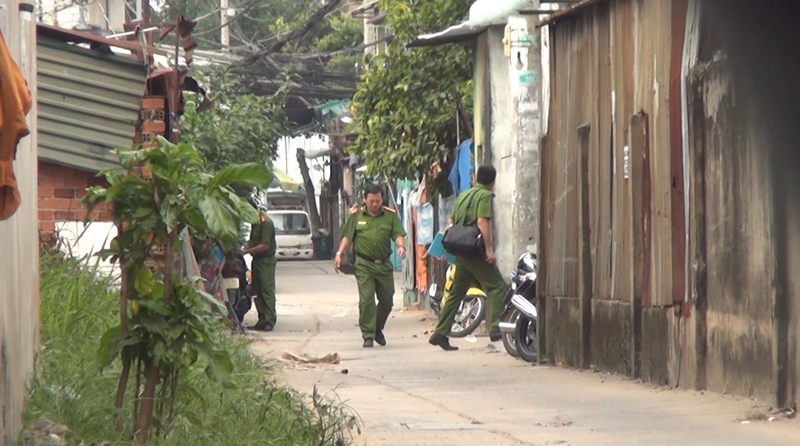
298,313,322,353
352,372,536,446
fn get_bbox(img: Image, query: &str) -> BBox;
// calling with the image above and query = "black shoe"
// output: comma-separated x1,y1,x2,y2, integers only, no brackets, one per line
363,338,374,348
375,331,387,346
429,333,459,351
251,322,274,332
489,329,502,342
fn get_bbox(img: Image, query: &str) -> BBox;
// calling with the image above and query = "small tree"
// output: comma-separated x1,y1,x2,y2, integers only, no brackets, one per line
83,137,273,441
350,0,474,183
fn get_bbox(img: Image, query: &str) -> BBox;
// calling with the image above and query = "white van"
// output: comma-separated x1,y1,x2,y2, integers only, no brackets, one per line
268,209,314,260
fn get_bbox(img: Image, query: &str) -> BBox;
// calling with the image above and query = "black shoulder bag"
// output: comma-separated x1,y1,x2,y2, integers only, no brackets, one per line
442,192,486,259
339,212,358,275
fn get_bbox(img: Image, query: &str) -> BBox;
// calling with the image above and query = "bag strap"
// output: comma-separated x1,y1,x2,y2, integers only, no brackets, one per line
452,190,480,226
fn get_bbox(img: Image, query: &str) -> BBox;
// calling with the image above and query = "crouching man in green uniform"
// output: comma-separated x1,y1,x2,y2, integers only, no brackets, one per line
430,165,508,351
335,184,407,348
243,198,278,332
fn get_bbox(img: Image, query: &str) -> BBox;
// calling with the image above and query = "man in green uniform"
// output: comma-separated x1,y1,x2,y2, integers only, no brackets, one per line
335,184,407,348
243,198,278,332
429,165,508,351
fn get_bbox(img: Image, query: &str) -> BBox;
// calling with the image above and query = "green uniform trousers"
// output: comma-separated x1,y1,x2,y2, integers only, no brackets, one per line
354,256,395,339
434,256,508,336
252,255,277,326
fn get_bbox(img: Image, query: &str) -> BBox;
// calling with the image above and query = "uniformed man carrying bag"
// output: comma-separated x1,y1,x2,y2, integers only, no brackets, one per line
430,165,508,351
335,184,407,348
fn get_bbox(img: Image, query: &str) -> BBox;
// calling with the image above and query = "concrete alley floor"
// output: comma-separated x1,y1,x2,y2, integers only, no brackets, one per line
246,261,800,446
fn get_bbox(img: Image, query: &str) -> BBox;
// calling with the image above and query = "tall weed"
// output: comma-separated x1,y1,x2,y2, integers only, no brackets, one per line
26,252,359,445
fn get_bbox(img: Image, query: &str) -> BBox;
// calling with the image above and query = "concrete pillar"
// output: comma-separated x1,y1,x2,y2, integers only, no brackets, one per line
507,16,543,260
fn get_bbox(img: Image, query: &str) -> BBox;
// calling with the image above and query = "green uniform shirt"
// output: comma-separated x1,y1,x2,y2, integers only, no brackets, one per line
342,206,406,261
450,184,494,226
248,213,277,259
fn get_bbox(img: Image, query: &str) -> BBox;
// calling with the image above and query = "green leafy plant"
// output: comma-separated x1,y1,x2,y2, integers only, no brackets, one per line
82,137,273,441
350,0,474,182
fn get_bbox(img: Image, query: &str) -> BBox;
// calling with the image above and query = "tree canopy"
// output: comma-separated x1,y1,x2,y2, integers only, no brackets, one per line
349,0,474,182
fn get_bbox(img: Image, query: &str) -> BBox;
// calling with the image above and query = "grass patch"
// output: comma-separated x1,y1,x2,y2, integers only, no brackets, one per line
25,252,360,445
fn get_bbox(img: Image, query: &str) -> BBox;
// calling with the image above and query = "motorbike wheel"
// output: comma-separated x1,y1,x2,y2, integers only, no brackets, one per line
449,294,486,338
514,316,538,363
501,308,521,357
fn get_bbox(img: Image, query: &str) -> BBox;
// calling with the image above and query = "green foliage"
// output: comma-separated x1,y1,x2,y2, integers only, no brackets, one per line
26,252,361,445
181,68,291,172
81,138,275,439
350,0,474,181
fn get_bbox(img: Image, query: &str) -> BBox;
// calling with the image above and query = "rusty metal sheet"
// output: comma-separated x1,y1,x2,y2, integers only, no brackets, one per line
543,0,677,307
670,0,689,312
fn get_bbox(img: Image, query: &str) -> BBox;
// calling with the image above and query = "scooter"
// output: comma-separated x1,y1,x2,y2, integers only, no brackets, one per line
428,263,487,338
220,252,252,331
498,251,537,357
508,253,538,363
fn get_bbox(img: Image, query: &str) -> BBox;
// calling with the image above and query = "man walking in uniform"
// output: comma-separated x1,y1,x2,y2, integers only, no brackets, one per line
335,184,407,348
244,198,278,331
430,165,508,351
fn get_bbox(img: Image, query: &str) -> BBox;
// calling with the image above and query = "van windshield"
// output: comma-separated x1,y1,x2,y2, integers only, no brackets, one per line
271,213,311,235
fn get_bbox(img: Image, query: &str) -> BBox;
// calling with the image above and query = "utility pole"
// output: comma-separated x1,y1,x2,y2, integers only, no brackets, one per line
220,0,229,46
506,16,542,264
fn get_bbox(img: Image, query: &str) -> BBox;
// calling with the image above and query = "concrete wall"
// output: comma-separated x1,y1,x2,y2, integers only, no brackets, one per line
475,21,543,275
0,1,39,444
483,26,515,273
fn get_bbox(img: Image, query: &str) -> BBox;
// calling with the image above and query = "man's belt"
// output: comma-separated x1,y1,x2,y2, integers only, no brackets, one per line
356,252,390,264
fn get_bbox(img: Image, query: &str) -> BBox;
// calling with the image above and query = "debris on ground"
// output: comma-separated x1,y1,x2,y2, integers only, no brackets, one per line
21,419,71,446
281,351,340,365
341,369,349,375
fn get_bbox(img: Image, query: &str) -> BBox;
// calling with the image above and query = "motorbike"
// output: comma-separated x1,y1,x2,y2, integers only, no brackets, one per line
498,251,537,357
428,263,487,338
220,252,252,331
509,254,538,363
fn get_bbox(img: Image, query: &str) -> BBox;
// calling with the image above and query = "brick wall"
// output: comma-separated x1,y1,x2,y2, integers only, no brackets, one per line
38,160,113,237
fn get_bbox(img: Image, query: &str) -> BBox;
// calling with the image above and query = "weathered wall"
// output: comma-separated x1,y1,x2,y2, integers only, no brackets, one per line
509,16,542,264
0,1,39,444
541,0,799,406
686,41,778,402
484,26,516,274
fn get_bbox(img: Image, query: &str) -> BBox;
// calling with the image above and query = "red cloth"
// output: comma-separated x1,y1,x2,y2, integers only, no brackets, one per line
0,30,33,221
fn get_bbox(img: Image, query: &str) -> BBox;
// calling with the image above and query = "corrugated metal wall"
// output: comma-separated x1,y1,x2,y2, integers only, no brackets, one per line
37,38,146,172
0,0,39,444
543,0,675,306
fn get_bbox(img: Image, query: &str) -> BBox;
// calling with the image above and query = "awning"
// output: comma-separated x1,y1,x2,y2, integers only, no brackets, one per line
406,21,488,48
271,168,302,193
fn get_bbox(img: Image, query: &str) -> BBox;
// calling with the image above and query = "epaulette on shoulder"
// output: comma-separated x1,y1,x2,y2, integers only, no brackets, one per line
383,206,397,213
350,206,359,215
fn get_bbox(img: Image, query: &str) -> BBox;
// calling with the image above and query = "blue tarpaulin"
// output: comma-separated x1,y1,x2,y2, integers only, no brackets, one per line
427,231,455,265
448,139,474,196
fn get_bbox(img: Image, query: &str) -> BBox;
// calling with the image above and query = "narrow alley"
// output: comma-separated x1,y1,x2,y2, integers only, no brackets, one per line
248,261,800,446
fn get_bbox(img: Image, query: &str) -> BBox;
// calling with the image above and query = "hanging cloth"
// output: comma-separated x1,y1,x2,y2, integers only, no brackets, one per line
0,30,33,221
